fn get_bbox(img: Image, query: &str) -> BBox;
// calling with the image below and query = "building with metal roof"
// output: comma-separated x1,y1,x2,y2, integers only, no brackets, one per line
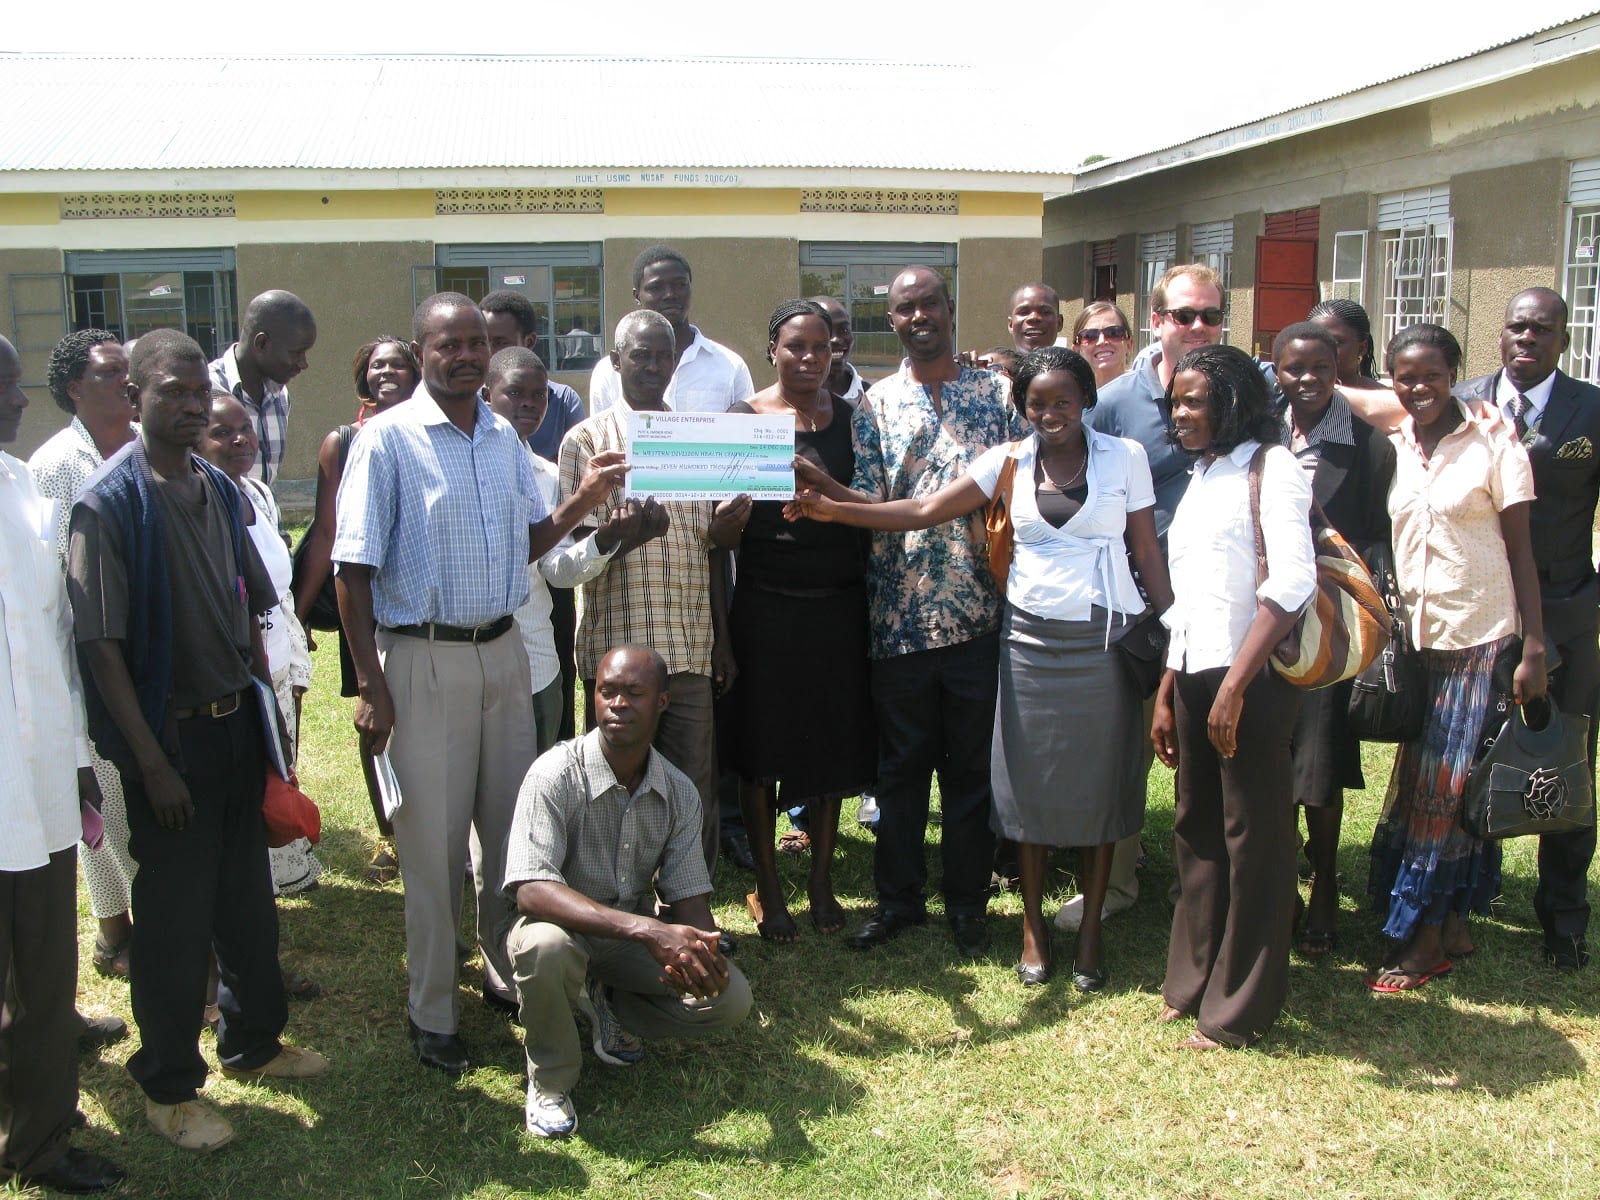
0,54,1062,482
1042,10,1600,383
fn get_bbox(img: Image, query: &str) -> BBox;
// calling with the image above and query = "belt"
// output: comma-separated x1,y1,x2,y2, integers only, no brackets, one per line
174,690,244,721
383,614,514,644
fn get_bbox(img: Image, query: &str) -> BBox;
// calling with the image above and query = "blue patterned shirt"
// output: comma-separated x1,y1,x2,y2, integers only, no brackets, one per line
331,383,549,628
851,362,1022,659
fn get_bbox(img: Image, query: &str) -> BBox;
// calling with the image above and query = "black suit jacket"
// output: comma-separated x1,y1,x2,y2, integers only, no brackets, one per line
1456,368,1600,642
1309,411,1395,563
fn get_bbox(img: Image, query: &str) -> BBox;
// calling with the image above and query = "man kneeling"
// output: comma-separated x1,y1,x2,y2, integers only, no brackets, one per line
503,644,751,1138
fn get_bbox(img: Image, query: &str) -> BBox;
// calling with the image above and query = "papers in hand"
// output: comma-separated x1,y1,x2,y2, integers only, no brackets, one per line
375,750,403,820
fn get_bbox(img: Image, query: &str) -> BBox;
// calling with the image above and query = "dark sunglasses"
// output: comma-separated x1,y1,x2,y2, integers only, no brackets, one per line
1076,325,1129,344
1159,307,1226,328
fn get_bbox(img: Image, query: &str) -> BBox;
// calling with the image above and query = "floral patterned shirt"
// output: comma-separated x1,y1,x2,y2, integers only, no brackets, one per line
851,362,1022,659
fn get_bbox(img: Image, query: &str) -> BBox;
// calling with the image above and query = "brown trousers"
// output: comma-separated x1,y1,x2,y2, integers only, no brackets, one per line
0,848,78,1181
1164,667,1300,1047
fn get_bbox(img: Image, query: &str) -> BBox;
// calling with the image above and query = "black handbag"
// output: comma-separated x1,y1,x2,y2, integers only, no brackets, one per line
1462,696,1595,840
288,424,356,633
1114,609,1169,700
1345,547,1426,743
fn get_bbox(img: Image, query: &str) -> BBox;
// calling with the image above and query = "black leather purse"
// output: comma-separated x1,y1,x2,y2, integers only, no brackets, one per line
1114,609,1169,700
1345,546,1426,742
1462,697,1595,840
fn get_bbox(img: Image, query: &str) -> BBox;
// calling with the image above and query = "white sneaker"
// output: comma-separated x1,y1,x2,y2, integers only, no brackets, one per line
574,977,644,1066
525,1085,576,1138
856,794,879,830
1053,891,1135,933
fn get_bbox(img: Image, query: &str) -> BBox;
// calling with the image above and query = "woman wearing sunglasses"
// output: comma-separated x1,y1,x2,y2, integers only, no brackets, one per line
1072,302,1134,391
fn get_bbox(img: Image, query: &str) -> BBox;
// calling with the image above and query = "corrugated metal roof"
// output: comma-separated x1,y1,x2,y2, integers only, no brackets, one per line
1075,8,1600,183
0,54,1068,177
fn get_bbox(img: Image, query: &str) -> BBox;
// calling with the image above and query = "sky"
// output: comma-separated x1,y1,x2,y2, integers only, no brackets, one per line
5,0,1597,164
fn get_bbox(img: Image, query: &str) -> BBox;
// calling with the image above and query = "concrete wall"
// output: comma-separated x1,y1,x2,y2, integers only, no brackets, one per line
958,237,1043,352
237,240,429,482
2,247,69,454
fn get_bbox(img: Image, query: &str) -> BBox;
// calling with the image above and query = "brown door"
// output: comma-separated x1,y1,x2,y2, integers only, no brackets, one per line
1254,237,1319,353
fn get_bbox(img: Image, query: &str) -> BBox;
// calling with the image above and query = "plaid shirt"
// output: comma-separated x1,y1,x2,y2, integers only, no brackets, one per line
332,384,548,628
502,730,710,912
210,345,290,486
558,407,716,679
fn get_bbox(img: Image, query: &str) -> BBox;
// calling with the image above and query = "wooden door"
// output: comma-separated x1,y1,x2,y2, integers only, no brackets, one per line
1254,237,1319,353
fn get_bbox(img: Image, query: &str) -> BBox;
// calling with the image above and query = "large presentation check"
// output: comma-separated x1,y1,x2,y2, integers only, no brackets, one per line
623,410,796,502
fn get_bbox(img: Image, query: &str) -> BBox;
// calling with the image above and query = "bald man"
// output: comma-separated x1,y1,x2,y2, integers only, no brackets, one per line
209,290,316,485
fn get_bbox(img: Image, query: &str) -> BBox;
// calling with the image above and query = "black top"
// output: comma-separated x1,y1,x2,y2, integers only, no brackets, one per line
731,398,866,591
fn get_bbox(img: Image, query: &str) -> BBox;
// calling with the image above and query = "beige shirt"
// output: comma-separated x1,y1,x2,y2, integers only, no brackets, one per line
1388,400,1536,651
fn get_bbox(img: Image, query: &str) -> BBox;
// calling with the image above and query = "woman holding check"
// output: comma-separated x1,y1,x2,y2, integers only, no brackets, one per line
787,345,1171,991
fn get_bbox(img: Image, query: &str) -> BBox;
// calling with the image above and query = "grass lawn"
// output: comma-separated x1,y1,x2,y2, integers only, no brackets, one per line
54,634,1600,1200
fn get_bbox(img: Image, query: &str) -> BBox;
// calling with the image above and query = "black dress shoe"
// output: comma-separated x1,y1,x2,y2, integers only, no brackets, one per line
1072,964,1108,993
21,1147,126,1194
721,833,755,871
1015,959,1052,987
949,914,991,959
76,1013,128,1051
482,987,520,1019
847,908,927,950
409,1019,469,1074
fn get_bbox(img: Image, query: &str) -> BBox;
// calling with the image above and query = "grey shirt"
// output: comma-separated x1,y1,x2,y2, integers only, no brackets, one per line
503,730,710,915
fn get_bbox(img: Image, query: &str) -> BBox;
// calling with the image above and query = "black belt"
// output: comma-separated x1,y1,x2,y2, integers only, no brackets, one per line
383,615,514,644
174,690,244,721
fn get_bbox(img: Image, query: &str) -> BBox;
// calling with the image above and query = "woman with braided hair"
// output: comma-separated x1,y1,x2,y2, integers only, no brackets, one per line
1309,298,1406,432
720,299,876,943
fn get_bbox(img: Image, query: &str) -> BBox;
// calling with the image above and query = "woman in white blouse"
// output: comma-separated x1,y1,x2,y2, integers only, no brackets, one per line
1150,344,1317,1050
787,346,1171,991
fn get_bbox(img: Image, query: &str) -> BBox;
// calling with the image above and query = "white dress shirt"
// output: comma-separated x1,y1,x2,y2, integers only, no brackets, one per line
513,451,619,692
0,452,92,872
1494,368,1556,425
588,325,754,415
1164,440,1317,673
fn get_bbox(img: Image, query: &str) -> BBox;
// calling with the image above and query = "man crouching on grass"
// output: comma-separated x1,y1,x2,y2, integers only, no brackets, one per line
504,644,751,1138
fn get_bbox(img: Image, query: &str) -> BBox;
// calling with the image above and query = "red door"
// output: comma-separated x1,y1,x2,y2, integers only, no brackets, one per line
1254,237,1319,353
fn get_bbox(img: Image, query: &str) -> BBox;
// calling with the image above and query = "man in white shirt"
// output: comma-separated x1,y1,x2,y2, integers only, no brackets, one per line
588,245,754,415
0,334,125,1194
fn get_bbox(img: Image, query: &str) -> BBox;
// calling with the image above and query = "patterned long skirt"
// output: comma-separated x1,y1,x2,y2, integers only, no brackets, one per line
1366,636,1513,942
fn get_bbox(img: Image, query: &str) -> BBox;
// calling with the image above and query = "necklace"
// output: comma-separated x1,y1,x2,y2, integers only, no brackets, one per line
778,392,818,431
1039,447,1087,491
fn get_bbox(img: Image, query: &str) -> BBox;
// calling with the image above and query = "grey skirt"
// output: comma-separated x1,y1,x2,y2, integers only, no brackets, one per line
991,602,1147,847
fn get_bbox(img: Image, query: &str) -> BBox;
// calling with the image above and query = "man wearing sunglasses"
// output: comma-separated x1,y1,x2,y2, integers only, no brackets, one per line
1066,263,1228,937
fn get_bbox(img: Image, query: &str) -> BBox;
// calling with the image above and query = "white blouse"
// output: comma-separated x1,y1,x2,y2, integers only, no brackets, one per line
969,429,1155,627
1164,440,1317,673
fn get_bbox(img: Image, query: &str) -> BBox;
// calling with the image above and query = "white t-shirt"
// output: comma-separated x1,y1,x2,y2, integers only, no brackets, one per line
969,429,1155,625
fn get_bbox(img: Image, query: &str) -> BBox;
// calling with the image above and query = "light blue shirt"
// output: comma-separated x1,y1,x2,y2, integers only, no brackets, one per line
332,383,549,628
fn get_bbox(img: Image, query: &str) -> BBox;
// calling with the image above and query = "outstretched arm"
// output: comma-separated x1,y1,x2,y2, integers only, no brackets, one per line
784,474,988,531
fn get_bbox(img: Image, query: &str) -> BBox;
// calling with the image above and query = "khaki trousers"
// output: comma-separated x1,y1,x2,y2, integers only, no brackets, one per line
508,917,751,1093
381,627,535,1034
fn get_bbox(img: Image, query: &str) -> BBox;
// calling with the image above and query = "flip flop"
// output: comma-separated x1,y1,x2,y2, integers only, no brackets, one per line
1364,960,1453,993
778,830,810,856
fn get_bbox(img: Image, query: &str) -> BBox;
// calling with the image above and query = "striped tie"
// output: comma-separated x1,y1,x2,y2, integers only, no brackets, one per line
1510,393,1530,440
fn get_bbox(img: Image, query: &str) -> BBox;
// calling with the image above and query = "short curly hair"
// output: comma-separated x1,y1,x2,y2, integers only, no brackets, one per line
45,328,121,415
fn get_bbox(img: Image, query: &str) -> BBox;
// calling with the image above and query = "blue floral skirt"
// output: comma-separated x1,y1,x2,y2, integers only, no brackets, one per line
1366,636,1512,942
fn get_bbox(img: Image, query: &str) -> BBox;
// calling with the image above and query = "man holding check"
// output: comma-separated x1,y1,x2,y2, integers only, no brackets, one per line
557,310,744,876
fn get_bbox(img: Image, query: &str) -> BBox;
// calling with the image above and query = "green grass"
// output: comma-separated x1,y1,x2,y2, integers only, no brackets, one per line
51,638,1600,1200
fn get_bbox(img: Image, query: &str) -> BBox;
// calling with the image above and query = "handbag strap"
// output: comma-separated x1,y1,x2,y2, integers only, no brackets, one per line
986,440,1022,532
1248,443,1269,586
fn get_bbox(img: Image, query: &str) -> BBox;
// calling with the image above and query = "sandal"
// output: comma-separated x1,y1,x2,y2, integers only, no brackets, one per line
1364,960,1452,993
746,891,799,944
1297,927,1338,959
364,842,400,884
92,935,131,980
1178,1031,1225,1051
778,830,810,856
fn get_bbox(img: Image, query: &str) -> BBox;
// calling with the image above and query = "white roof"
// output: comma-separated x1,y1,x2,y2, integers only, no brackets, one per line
0,54,1066,187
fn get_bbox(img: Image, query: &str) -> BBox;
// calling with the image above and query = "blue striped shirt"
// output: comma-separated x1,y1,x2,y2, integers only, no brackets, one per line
332,385,549,628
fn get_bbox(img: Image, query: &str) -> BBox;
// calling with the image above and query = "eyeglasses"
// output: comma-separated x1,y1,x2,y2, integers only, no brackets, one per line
1158,307,1226,328
1076,325,1129,344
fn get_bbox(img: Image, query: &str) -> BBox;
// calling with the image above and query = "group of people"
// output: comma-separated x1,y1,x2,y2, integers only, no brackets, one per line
3,240,1597,1188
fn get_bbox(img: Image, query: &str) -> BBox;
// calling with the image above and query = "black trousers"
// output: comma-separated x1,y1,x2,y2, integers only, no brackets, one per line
548,585,578,742
122,706,286,1104
0,848,78,1181
1165,666,1301,1047
869,632,999,920
1536,625,1600,953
